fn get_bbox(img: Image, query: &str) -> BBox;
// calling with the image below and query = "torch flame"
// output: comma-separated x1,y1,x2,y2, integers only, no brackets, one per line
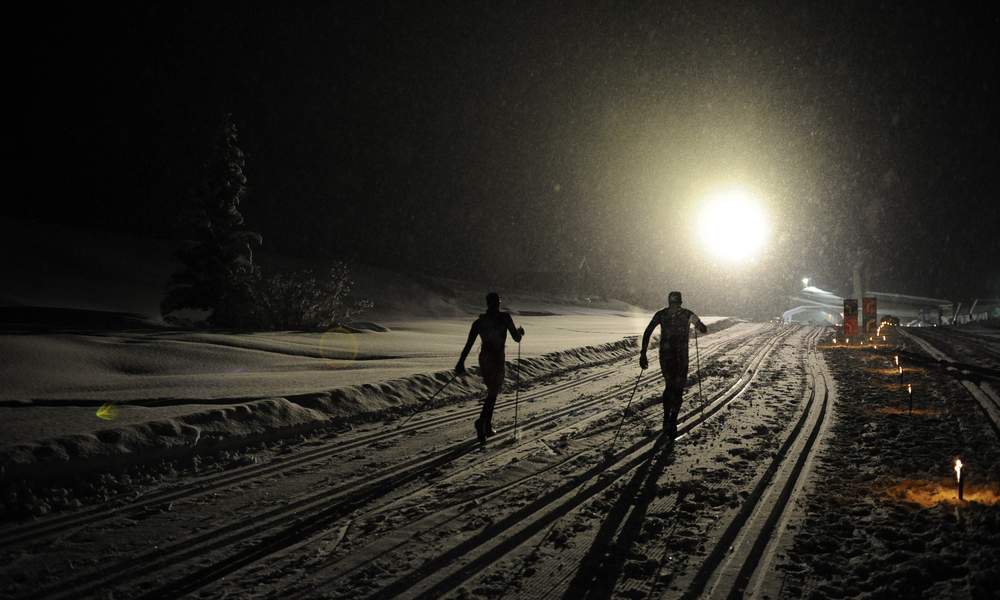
895,355,899,366
955,459,963,481
907,383,912,394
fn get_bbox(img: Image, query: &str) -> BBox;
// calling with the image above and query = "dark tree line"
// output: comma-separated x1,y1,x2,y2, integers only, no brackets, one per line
161,115,369,330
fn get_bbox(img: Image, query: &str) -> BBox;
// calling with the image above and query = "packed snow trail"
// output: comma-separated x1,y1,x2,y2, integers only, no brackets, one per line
3,323,768,600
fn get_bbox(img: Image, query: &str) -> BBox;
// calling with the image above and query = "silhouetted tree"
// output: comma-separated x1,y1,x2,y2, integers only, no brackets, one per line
162,114,262,327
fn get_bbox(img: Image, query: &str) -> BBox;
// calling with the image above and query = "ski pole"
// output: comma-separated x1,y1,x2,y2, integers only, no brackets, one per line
513,341,521,442
695,328,704,416
605,367,644,459
398,372,459,429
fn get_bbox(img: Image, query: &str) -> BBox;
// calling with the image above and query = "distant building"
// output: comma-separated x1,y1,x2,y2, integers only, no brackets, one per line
783,286,953,326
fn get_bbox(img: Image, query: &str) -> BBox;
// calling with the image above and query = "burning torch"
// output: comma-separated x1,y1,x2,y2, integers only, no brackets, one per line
955,459,964,501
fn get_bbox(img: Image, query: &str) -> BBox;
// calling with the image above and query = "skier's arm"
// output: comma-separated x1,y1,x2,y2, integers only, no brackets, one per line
639,314,658,369
641,314,659,353
690,312,708,334
456,320,479,373
506,313,525,342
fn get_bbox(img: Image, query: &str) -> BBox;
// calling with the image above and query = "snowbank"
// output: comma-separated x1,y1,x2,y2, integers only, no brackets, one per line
1,318,741,491
0,315,733,404
1,397,327,491
0,335,640,490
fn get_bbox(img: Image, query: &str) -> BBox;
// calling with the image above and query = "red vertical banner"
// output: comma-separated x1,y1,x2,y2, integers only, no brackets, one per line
863,297,878,336
844,299,859,337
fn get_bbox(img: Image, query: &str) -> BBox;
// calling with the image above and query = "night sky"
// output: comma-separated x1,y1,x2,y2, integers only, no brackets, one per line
11,3,1000,315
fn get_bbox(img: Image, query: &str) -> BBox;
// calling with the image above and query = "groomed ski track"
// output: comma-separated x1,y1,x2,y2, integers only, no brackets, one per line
11,322,767,599
7,322,848,600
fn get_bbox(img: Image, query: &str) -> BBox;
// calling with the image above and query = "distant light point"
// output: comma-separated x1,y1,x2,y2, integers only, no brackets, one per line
697,187,769,263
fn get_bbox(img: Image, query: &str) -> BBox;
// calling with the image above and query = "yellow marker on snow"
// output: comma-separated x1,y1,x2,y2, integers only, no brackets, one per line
96,403,118,420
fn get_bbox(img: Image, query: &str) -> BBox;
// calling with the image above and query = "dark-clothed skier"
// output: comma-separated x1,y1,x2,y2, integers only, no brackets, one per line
456,292,525,445
639,291,708,439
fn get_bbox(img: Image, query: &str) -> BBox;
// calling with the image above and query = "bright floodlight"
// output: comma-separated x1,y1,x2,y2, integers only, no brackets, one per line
697,188,768,262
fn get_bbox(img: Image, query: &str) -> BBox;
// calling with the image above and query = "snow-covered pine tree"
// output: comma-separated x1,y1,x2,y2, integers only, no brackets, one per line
162,114,263,328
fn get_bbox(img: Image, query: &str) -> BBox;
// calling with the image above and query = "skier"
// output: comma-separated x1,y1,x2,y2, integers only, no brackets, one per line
456,292,525,446
639,291,708,440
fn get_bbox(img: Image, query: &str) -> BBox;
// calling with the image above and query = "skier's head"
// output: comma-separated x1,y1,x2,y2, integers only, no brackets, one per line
668,291,683,306
486,292,501,312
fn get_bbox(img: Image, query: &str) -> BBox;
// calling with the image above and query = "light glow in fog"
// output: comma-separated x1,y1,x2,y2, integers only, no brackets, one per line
697,187,769,262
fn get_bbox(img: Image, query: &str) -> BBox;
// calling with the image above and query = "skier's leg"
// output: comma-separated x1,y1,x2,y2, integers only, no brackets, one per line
663,386,677,440
489,359,505,435
673,384,684,427
478,355,504,438
659,353,674,432
476,355,493,444
476,352,504,443
659,372,671,430
663,340,690,438
664,372,684,439
475,393,488,444
478,389,497,441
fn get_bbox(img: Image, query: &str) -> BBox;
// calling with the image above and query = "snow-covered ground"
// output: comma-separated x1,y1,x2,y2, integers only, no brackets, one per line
0,313,693,405
2,324,997,599
0,313,734,491
1,217,744,515
773,327,1000,598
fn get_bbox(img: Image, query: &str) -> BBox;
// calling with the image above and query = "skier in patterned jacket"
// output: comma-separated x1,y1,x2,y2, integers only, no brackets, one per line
456,292,525,445
639,291,708,439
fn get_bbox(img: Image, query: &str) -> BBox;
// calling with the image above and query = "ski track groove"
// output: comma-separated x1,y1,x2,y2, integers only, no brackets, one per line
285,330,782,596
902,328,1000,438
921,327,1000,364
516,328,820,600
309,326,798,599
135,330,763,600
682,327,828,599
3,332,717,549
0,355,626,547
